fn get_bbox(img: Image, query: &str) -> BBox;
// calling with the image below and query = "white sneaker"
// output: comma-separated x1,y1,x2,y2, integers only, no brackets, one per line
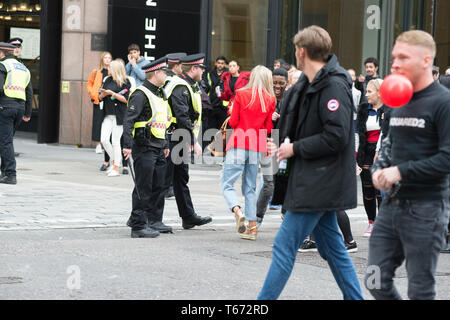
106,165,114,174
95,144,103,154
364,223,374,238
107,170,120,177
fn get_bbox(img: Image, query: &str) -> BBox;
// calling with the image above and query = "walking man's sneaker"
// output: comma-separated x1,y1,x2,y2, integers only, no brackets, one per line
182,214,212,230
346,241,358,253
298,240,318,252
0,175,17,185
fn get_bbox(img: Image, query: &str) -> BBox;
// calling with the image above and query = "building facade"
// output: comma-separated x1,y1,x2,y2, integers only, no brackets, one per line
0,0,448,145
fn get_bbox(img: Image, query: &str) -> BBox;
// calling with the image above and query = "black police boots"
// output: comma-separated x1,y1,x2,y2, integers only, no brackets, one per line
131,228,160,239
182,214,213,230
0,175,17,185
149,221,173,234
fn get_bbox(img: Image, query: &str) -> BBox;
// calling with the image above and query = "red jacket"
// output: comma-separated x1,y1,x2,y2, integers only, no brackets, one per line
226,88,276,153
220,71,250,104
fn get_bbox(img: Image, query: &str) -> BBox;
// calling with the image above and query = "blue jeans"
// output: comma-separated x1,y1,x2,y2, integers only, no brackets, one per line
221,148,260,221
258,211,363,300
364,198,449,300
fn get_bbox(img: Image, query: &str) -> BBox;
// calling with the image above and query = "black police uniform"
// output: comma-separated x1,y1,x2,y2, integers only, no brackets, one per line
164,53,186,198
165,54,212,229
122,58,172,238
0,43,33,185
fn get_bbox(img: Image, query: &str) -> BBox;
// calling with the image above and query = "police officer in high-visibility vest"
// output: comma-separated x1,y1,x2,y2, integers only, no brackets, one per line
164,53,212,230
164,52,186,199
8,38,23,59
0,42,32,185
166,52,186,79
122,57,173,238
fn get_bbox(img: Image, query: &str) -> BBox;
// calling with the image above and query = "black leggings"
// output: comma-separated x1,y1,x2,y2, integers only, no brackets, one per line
360,142,382,221
337,211,354,243
308,211,354,244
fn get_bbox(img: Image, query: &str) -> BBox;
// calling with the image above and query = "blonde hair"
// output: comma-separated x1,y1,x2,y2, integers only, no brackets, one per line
100,52,112,70
239,65,275,112
110,59,128,87
396,30,436,58
293,25,332,62
367,78,383,92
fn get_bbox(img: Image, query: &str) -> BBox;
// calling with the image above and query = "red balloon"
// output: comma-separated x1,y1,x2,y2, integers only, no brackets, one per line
379,74,413,108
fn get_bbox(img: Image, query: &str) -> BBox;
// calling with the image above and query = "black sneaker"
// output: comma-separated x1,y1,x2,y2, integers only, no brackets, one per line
346,241,358,253
182,214,212,230
298,240,318,252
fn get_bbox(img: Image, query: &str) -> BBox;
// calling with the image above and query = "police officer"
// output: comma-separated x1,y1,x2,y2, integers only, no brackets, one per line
164,53,212,229
0,42,32,185
166,52,187,79
8,38,23,59
164,52,186,199
123,57,173,238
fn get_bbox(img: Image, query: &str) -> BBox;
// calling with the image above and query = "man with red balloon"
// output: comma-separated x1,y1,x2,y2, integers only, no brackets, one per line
364,30,450,300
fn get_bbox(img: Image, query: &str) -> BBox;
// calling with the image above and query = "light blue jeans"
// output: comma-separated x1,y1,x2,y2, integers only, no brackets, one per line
258,211,363,300
221,148,261,222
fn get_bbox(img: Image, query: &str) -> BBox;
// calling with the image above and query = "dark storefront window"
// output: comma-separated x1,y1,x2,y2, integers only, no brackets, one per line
278,0,300,66
299,0,383,76
210,0,269,71
0,0,41,132
393,0,449,75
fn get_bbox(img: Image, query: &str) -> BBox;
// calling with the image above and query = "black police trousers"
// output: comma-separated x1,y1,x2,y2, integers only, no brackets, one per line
164,140,196,219
128,146,167,231
0,107,24,177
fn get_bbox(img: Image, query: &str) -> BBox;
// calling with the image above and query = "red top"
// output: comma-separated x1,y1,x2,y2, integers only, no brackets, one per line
220,71,251,109
226,88,276,153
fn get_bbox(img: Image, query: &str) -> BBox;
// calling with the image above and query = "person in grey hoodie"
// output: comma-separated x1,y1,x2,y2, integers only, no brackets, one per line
125,44,147,87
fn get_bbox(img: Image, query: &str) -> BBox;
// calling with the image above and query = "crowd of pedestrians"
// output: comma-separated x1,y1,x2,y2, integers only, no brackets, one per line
3,24,448,301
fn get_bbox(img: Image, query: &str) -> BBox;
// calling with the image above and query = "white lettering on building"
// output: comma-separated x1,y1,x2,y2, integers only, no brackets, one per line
144,1,157,61
366,5,381,30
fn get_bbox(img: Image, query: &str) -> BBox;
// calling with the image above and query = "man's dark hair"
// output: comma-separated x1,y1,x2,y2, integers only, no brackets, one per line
216,56,228,63
364,57,379,68
128,44,140,53
273,68,288,80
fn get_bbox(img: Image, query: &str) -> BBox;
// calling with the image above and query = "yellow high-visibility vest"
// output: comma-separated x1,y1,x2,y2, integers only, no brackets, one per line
164,76,202,139
0,58,31,101
132,86,172,140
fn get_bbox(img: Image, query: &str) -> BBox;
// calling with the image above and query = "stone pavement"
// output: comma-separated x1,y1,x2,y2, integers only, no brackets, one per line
0,132,371,231
0,133,449,301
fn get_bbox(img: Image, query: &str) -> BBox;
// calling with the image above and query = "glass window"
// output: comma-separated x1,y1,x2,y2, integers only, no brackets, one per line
211,0,269,71
278,0,300,67
299,0,383,77
393,0,449,75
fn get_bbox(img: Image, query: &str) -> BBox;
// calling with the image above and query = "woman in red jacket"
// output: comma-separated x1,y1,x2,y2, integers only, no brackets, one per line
220,60,250,111
221,65,276,241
